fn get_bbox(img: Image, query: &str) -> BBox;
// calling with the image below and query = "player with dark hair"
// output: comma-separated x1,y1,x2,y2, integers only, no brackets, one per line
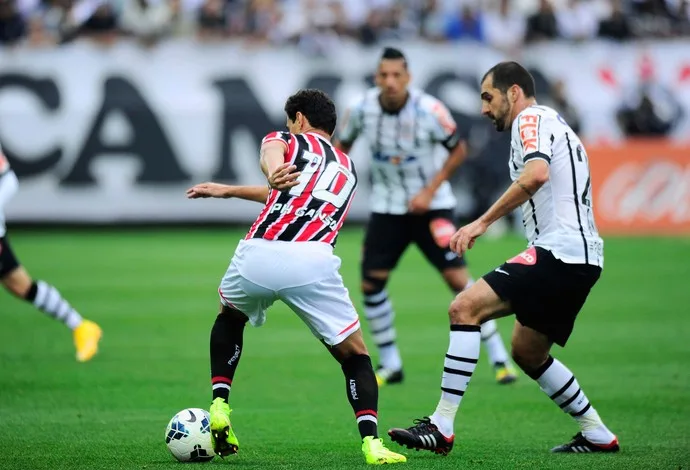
336,47,517,386
187,89,407,465
388,61,619,455
0,145,102,362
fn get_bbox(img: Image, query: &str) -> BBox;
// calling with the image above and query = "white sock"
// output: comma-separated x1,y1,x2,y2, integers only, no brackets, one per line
430,325,480,438
363,290,401,371
480,320,511,366
33,281,83,330
534,356,616,444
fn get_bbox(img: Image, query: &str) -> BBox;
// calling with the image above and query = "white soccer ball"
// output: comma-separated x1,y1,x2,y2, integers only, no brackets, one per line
165,408,215,462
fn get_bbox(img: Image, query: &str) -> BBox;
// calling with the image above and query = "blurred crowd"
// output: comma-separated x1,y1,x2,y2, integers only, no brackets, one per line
0,0,689,49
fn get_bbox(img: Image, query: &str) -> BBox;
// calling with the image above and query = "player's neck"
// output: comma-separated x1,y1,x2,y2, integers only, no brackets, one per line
302,128,331,140
510,98,538,125
379,92,409,114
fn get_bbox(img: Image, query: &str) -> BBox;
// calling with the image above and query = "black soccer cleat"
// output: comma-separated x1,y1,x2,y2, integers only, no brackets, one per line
375,366,404,386
551,432,620,453
388,417,454,456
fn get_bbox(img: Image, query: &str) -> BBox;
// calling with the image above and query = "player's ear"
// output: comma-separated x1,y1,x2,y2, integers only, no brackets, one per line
510,85,519,103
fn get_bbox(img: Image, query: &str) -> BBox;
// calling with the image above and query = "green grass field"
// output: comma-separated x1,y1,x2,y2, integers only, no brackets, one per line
0,228,688,469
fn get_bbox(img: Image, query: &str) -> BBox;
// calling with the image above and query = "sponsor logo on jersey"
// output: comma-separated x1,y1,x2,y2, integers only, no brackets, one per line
519,114,540,154
431,101,457,135
0,151,8,173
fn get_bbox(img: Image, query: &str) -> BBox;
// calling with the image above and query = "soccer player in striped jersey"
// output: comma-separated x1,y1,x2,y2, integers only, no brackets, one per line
389,62,619,455
0,144,102,362
336,47,517,386
186,89,406,465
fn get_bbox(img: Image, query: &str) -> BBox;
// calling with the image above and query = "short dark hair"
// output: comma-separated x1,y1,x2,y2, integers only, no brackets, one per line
284,88,337,135
380,47,407,69
481,61,536,98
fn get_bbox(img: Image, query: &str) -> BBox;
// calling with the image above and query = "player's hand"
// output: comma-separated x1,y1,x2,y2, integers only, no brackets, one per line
408,188,434,214
450,219,488,256
186,182,229,199
268,163,300,191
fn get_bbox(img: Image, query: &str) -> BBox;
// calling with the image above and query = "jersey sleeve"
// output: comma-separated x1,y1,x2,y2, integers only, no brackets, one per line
261,131,291,149
337,100,363,146
426,98,461,150
517,112,553,164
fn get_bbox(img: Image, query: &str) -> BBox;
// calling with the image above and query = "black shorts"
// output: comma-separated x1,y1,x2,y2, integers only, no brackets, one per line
482,246,601,347
361,210,466,274
0,236,20,278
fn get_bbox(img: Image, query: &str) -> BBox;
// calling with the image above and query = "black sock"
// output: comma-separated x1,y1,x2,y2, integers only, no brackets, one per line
341,354,378,439
210,312,245,402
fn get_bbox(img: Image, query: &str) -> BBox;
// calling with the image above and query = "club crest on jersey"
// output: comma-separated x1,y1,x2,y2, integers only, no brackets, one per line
519,114,540,154
507,246,538,265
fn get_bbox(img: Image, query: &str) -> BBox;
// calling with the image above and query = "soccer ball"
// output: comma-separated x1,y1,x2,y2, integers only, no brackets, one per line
165,408,215,462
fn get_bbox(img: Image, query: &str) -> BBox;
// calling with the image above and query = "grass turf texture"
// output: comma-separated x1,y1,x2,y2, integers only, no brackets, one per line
0,228,688,469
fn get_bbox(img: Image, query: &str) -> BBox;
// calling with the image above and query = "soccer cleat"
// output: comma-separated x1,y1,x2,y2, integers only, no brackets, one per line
494,363,518,385
375,366,404,386
551,432,620,453
362,436,407,465
73,320,102,362
388,417,454,456
209,397,239,456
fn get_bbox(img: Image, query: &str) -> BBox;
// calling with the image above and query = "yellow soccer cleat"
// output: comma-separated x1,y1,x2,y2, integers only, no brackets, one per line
495,363,518,385
73,320,102,362
362,436,407,465
209,397,239,457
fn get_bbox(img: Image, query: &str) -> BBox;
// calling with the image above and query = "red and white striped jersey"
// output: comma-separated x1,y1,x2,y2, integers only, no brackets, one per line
245,131,358,246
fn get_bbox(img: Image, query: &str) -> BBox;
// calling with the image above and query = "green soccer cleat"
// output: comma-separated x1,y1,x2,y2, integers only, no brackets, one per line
362,436,407,465
209,397,239,457
494,363,518,385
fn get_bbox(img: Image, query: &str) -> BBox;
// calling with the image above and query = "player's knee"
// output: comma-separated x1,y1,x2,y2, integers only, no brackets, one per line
448,292,481,325
442,268,470,292
219,305,249,325
2,268,33,299
361,272,388,295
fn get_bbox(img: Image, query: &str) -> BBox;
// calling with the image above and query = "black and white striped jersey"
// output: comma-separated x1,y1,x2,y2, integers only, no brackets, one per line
510,105,604,267
338,87,461,215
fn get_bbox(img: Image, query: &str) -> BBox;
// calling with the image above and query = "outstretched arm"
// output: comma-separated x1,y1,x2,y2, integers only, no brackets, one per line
186,183,269,203
450,159,550,255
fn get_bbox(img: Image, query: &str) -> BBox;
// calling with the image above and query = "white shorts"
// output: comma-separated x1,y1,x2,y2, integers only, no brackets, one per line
218,239,360,346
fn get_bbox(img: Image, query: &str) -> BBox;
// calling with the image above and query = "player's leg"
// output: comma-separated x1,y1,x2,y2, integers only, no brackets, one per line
415,212,516,384
208,302,248,457
388,279,511,454
0,237,101,362
280,273,405,464
360,213,411,385
511,321,619,452
328,330,406,464
210,256,277,457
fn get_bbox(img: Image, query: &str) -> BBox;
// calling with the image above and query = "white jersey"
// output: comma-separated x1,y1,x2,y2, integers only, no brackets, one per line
510,105,604,267
338,87,461,215
0,143,18,238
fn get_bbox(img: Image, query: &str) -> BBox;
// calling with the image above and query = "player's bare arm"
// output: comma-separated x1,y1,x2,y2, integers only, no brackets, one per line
450,159,549,255
408,141,467,214
186,183,269,203
260,141,301,191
